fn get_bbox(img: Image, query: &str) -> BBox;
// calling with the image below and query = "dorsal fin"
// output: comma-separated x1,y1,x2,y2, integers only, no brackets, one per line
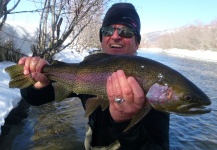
50,60,67,65
81,53,114,64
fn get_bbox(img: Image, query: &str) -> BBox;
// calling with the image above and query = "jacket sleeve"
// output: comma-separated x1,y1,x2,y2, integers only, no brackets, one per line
20,83,79,106
20,83,55,106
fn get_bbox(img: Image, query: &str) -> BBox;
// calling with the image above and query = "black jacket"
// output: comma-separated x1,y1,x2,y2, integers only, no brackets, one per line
21,83,169,150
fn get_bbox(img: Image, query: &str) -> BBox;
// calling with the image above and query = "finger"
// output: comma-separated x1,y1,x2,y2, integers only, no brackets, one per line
127,77,145,106
31,72,49,83
31,72,50,88
18,57,27,65
107,75,118,112
111,72,122,98
23,57,32,75
116,70,133,100
35,58,48,73
30,57,40,73
110,72,126,110
106,75,113,100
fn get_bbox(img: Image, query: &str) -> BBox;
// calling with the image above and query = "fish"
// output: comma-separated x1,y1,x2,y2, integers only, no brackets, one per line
5,53,211,131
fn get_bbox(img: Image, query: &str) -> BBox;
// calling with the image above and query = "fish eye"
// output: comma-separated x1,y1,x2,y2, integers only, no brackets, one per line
184,93,194,102
185,96,192,101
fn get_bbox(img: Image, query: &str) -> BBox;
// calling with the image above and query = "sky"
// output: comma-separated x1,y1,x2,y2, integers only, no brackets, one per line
7,0,217,34
126,0,217,33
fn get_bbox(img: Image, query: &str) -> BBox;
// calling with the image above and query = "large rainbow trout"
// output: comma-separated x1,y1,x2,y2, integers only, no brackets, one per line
5,53,211,131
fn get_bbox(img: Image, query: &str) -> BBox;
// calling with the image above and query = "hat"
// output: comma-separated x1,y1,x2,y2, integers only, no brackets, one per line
99,3,141,43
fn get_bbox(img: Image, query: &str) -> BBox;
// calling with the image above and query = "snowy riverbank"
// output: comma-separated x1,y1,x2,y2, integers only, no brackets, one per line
141,48,217,62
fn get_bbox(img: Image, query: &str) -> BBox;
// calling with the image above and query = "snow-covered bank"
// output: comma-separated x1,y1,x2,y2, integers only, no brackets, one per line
53,49,89,63
140,48,217,62
0,62,21,135
0,23,38,54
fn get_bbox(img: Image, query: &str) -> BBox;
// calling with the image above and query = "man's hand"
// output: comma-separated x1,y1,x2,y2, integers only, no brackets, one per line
18,56,50,89
106,70,145,122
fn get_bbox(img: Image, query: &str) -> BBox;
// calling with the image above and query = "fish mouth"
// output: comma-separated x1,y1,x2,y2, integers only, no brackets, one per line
177,103,211,114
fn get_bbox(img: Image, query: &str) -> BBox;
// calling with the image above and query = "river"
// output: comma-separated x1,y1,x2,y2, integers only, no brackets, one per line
139,50,217,150
0,50,216,150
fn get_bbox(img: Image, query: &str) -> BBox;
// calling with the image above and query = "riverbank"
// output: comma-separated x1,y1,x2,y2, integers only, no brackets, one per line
139,48,217,62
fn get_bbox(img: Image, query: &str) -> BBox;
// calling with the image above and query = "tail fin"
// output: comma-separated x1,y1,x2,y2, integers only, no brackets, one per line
5,64,36,89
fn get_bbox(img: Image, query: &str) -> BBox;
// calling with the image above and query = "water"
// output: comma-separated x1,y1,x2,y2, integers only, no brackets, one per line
0,50,217,149
138,50,217,150
0,98,87,150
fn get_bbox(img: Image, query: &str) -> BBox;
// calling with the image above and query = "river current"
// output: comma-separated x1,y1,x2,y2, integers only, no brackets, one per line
0,50,216,150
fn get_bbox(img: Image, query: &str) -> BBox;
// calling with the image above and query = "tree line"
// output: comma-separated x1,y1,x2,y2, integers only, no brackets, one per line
142,20,217,51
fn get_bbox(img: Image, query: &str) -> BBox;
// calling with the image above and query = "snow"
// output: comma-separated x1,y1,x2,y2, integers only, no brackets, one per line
0,23,38,55
53,49,89,63
0,62,21,135
142,48,217,62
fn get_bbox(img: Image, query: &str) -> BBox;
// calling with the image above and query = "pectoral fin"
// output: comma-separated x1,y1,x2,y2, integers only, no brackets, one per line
52,82,72,101
124,105,152,132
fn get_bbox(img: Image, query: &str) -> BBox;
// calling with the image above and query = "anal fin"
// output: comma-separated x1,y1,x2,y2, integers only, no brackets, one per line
84,97,101,117
84,97,109,117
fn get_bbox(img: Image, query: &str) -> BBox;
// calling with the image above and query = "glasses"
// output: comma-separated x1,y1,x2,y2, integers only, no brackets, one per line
101,26,136,38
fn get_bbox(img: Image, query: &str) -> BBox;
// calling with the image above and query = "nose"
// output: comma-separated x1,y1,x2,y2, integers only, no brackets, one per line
111,29,121,40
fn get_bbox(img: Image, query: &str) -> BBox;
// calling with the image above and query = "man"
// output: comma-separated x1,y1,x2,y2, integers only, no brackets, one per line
19,3,169,150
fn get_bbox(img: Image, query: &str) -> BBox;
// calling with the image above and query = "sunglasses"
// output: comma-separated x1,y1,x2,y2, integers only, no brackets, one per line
101,26,136,38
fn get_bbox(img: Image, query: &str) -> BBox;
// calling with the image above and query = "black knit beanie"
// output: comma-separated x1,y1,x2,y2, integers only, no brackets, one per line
100,3,141,44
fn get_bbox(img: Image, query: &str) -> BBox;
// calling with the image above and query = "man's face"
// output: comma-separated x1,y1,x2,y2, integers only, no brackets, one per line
101,24,139,55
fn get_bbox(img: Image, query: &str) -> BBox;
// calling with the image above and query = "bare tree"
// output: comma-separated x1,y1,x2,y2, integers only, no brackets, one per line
155,22,217,51
0,0,20,30
157,34,172,50
207,20,217,51
70,8,104,52
33,0,111,62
